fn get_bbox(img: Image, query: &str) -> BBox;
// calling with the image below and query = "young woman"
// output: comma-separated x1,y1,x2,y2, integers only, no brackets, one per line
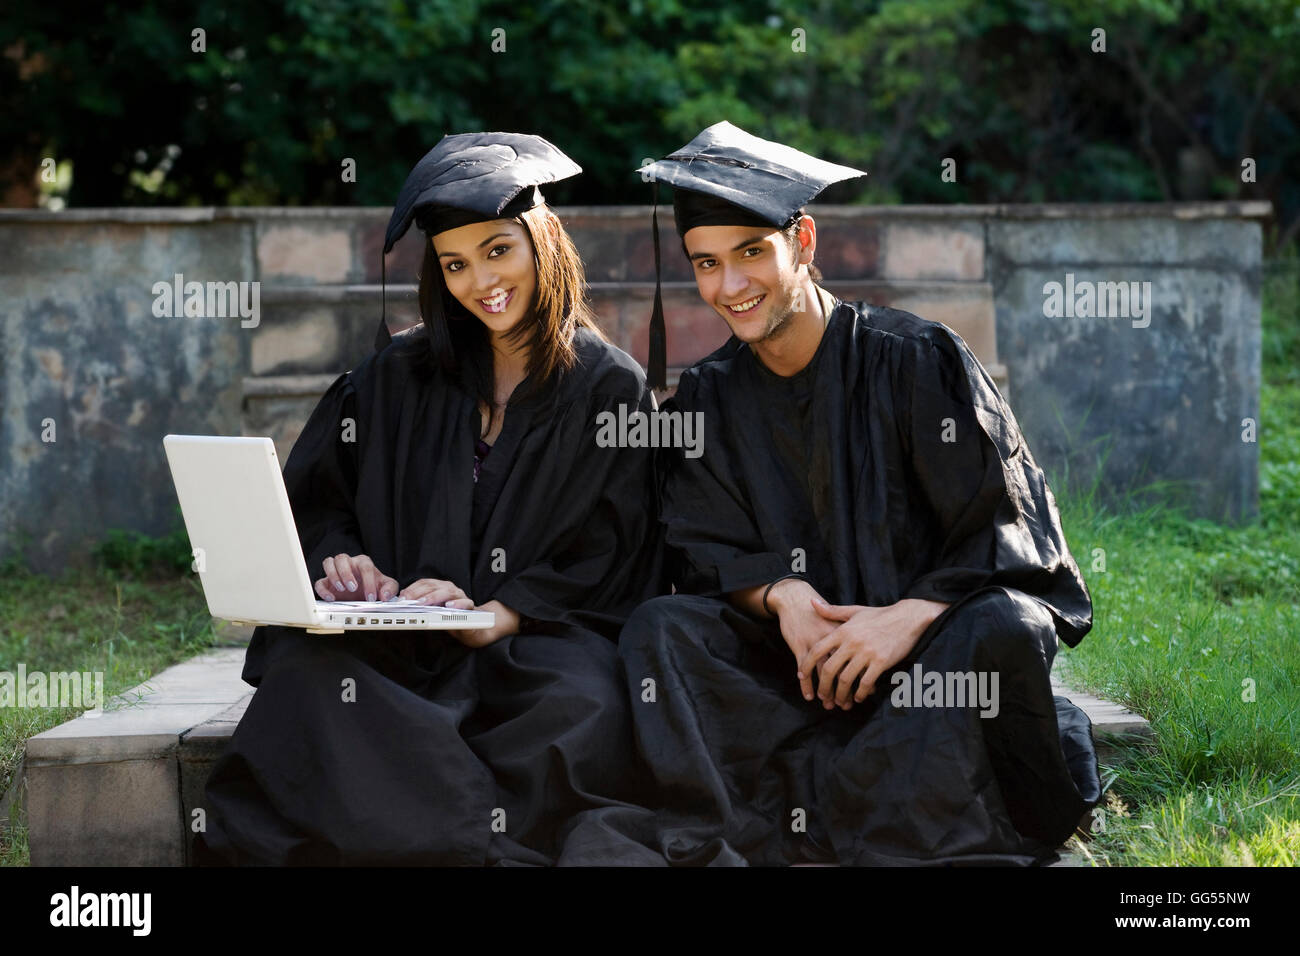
196,133,665,866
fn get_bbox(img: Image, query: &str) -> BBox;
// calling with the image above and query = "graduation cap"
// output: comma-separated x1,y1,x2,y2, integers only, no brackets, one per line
375,132,582,351
636,121,867,388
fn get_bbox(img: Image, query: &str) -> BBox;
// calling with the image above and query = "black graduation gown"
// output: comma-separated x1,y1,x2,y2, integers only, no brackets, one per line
615,295,1102,866
197,324,666,865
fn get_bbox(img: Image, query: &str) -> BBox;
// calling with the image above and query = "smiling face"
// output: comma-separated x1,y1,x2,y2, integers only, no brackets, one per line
682,220,816,345
432,218,538,336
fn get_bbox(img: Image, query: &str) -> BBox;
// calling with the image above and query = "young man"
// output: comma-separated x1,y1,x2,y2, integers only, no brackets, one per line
621,122,1101,866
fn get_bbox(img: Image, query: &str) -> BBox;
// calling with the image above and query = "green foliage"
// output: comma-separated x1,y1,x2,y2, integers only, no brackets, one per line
1078,777,1300,866
1,0,1296,239
0,532,33,579
1260,382,1300,530
1260,257,1300,531
1262,259,1300,385
0,0,695,206
93,525,194,577
662,0,1299,218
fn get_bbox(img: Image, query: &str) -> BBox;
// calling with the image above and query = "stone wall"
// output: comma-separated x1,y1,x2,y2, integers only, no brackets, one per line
0,202,1267,571
986,209,1262,524
0,213,252,572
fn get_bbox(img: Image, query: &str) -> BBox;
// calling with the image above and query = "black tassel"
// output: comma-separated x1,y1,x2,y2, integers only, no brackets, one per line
648,182,667,390
374,248,393,352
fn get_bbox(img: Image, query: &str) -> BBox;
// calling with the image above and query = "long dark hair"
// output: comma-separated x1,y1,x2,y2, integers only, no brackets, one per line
412,204,606,410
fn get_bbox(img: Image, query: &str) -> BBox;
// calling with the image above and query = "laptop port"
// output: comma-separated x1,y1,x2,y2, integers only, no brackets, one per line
370,618,379,624
382,619,392,624
395,619,405,624
344,617,352,624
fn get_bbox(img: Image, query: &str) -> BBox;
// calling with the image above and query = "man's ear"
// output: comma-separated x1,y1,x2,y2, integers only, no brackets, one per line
797,215,817,265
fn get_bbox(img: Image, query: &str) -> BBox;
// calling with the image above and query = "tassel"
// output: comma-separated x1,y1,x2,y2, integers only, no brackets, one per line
374,248,393,352
648,182,667,390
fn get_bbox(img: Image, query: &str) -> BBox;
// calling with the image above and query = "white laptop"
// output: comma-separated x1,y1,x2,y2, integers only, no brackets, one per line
162,435,494,634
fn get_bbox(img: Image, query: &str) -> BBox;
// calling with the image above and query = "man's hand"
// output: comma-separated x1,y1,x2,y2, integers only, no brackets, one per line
799,598,951,710
315,553,399,603
763,579,840,702
448,599,520,649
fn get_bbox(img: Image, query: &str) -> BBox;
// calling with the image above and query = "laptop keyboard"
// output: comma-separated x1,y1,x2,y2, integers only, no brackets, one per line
319,599,437,611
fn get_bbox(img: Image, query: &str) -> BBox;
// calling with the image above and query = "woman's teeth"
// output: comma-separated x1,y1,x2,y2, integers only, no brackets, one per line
481,289,513,313
727,294,764,314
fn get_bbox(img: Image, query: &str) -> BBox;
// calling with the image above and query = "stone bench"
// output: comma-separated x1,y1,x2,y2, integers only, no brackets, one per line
17,636,1151,866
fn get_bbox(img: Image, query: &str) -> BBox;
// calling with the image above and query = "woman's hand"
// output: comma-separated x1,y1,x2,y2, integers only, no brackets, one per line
315,553,399,603
398,578,476,610
448,600,521,648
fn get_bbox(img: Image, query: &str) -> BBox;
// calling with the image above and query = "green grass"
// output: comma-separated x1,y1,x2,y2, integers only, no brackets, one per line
0,553,219,866
1054,260,1300,866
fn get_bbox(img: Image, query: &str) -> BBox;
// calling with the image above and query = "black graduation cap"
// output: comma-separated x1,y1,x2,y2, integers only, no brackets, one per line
375,132,582,351
636,121,867,388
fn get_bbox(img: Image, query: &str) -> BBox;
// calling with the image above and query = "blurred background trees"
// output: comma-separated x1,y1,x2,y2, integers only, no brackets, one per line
2,0,1296,250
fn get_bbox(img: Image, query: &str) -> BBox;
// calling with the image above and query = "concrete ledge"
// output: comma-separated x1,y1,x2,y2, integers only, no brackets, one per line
27,758,186,866
179,695,253,864
242,373,342,398
1050,672,1153,765
24,647,250,866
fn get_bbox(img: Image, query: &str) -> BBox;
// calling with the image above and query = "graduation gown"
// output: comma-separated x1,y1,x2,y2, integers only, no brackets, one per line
616,294,1102,865
197,324,666,865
